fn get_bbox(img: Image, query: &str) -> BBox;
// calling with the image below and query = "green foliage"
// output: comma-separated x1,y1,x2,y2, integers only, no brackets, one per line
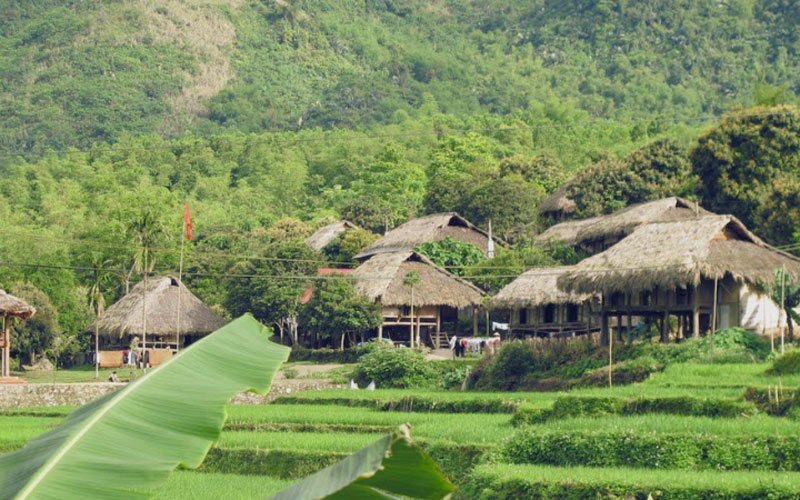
692,106,800,246
415,237,486,276
9,282,60,365
768,350,800,375
762,268,800,342
503,429,800,471
0,314,291,500
568,139,696,217
353,344,434,389
322,228,379,263
299,277,382,343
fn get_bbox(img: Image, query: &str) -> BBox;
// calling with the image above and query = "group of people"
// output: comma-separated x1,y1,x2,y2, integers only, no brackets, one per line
449,333,502,357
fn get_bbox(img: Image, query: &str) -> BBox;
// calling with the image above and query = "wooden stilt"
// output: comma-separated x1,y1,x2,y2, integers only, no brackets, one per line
661,310,669,342
378,323,383,341
472,307,478,336
711,277,719,335
692,284,700,338
1,315,9,378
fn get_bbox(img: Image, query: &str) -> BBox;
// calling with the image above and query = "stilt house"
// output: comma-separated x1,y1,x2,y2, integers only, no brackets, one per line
355,213,498,260
0,290,36,379
489,267,598,338
558,215,800,341
353,251,485,348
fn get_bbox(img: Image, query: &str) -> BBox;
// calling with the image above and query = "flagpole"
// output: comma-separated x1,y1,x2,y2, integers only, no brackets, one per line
176,214,185,353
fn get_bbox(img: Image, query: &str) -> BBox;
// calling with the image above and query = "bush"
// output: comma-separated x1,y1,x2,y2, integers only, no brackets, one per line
503,429,800,471
692,327,771,363
287,348,365,363
744,386,799,416
352,344,434,389
282,368,298,379
512,395,755,425
768,350,800,375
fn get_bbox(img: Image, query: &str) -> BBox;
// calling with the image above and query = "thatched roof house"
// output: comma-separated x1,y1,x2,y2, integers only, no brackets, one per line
355,213,497,260
559,215,800,295
538,185,576,220
305,220,358,251
354,251,485,308
0,290,36,319
490,267,594,310
536,197,709,251
88,276,226,340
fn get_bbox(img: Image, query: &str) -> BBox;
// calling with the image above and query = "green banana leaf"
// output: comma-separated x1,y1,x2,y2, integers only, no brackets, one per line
0,314,289,500
267,424,455,500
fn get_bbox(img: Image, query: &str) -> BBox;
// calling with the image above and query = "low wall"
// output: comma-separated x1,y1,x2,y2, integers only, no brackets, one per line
0,380,344,409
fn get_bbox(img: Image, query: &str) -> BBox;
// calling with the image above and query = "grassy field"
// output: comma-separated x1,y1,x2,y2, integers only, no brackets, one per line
15,365,146,384
2,360,800,498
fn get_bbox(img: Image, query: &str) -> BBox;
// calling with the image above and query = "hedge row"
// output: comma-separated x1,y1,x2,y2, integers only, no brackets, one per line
512,395,755,425
503,429,800,471
287,348,364,363
273,395,519,414
224,422,393,434
201,442,489,482
457,464,800,500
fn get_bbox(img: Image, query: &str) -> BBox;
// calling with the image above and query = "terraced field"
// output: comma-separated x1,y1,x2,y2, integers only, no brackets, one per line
2,361,799,499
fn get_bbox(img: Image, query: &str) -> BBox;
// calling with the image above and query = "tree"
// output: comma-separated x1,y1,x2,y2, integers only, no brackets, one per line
299,278,381,349
414,238,485,277
691,106,800,246
10,282,59,366
498,154,567,193
226,238,318,345
324,228,380,263
461,174,545,242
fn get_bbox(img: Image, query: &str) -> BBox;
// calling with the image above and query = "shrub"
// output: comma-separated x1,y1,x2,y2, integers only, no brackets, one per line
744,386,799,416
768,350,800,375
692,327,771,363
287,348,365,363
503,429,800,471
282,368,298,379
352,344,434,389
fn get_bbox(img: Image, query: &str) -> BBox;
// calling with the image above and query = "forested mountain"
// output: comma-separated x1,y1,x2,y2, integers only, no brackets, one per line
2,0,800,361
2,0,798,151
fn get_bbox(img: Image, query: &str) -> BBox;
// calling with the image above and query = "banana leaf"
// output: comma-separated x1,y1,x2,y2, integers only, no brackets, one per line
267,424,455,500
0,314,289,500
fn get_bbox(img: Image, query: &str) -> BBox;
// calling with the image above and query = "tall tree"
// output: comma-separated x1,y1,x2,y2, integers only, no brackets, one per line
299,278,381,349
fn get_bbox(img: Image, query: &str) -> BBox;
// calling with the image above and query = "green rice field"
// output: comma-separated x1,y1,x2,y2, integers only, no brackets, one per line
3,361,800,499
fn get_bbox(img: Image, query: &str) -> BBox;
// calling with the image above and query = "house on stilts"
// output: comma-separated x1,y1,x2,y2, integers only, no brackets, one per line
353,251,485,348
0,290,36,380
489,267,598,339
355,212,499,260
557,215,800,343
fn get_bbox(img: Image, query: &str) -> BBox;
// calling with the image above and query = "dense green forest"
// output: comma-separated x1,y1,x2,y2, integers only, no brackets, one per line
2,0,800,361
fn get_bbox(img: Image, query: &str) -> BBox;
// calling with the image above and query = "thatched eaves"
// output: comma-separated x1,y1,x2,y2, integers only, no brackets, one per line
87,276,226,339
355,213,498,260
489,267,595,310
559,215,800,295
354,251,485,308
0,290,36,319
305,220,358,251
536,197,708,247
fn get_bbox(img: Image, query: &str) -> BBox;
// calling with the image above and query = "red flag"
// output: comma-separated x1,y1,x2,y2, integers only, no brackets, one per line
183,202,193,240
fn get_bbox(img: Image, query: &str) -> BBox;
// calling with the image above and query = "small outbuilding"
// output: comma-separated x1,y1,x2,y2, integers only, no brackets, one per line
489,267,598,338
0,290,36,379
558,215,800,342
87,276,226,356
354,251,485,348
355,213,498,260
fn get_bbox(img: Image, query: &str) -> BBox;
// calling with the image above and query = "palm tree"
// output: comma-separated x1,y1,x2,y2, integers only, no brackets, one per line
403,272,421,349
127,209,167,355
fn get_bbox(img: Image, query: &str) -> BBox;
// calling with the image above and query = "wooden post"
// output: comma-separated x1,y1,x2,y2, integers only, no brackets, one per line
435,309,441,348
661,310,669,343
378,323,383,341
1,315,8,378
608,316,613,388
601,311,609,347
616,313,624,343
416,314,421,348
692,283,700,338
473,307,478,336
711,277,718,336
781,267,786,354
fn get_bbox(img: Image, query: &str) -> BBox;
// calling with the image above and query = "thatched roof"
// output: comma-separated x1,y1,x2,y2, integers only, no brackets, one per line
355,213,497,259
559,215,800,294
538,185,576,215
305,220,357,251
353,251,485,308
489,267,596,309
87,276,226,339
536,197,708,247
0,290,36,319
489,267,595,309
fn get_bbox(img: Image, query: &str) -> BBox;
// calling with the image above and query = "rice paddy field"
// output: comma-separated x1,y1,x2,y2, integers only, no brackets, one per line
2,361,799,499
